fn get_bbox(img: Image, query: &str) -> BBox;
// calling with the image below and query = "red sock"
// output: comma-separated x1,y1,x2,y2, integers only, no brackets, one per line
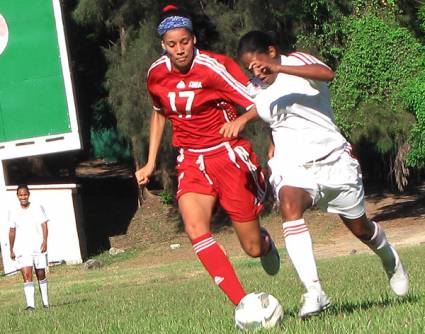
192,232,246,305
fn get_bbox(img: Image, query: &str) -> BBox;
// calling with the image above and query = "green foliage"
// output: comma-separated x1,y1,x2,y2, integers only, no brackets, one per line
295,1,352,66
90,128,130,163
419,3,425,34
401,69,425,167
159,190,173,205
331,14,423,145
104,19,161,166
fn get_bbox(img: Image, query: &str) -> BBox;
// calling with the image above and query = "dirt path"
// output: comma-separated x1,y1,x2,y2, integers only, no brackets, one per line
120,189,425,269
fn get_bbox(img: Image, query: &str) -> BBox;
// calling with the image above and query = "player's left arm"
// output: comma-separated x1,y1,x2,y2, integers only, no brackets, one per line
216,56,259,138
40,221,48,253
9,228,16,260
40,205,48,253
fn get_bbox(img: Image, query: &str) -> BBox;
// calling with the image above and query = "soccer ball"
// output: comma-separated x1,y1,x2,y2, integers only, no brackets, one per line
234,292,283,331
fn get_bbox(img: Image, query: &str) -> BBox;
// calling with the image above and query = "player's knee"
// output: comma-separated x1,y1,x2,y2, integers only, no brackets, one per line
342,216,374,240
184,223,208,240
242,242,262,258
280,202,303,221
23,275,32,282
36,271,46,280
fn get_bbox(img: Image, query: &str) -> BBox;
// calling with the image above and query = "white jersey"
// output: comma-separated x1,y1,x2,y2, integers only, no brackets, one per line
8,202,48,256
252,52,347,165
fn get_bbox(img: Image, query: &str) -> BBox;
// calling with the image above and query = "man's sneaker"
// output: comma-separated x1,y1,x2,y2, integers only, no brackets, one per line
25,306,35,311
384,246,409,296
43,304,49,309
260,227,280,276
299,290,331,319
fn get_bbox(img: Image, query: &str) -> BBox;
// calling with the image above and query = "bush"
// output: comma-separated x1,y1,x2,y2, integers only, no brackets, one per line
90,128,131,163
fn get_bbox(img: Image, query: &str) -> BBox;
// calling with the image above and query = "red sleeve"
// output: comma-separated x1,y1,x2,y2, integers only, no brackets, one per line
201,52,254,109
147,72,162,111
220,55,251,86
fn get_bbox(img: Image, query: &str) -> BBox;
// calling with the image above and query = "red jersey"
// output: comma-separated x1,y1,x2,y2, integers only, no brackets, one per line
147,49,254,149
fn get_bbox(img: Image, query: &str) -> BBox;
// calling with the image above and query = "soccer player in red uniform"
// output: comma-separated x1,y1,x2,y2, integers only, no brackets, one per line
135,5,280,308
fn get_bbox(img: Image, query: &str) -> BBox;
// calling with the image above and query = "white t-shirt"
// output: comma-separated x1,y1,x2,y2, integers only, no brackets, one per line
8,202,48,256
252,52,347,165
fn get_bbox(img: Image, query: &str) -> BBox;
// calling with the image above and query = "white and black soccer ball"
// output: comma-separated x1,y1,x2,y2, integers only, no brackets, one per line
234,292,283,331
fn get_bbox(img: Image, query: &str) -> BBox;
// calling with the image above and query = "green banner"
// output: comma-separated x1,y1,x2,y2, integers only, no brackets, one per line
0,0,71,142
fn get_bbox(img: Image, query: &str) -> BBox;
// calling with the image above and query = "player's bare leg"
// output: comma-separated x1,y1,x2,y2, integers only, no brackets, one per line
279,186,330,318
340,214,409,296
21,267,35,310
35,268,49,308
233,219,280,275
179,193,246,305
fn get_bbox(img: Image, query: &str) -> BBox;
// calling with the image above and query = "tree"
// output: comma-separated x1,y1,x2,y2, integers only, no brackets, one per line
331,13,424,190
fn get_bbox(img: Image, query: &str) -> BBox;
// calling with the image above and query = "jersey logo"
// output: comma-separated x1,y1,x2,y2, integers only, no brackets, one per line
189,81,202,89
176,80,186,89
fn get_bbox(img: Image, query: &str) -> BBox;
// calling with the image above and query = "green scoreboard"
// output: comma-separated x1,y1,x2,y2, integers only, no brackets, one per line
0,0,81,160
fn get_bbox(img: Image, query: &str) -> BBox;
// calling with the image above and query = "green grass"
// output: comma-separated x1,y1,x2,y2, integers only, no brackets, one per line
0,245,424,333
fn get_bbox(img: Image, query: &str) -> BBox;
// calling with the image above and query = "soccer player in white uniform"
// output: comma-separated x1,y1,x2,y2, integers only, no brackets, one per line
237,31,409,318
9,184,49,310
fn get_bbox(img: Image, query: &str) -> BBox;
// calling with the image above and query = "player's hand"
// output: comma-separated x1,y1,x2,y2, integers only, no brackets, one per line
135,163,155,186
41,241,47,253
249,60,279,76
10,250,15,260
219,118,247,138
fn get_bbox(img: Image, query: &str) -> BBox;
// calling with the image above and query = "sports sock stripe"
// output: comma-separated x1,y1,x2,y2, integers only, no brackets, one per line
284,225,307,234
284,224,308,235
193,238,216,253
283,219,308,237
284,228,309,238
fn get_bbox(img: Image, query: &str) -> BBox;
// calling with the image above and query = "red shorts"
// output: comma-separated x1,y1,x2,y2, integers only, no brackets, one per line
175,139,266,222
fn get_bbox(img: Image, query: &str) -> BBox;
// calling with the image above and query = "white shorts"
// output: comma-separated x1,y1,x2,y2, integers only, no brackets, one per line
15,253,48,270
268,149,365,220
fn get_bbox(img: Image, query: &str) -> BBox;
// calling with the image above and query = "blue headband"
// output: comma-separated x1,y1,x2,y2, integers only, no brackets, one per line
157,16,193,36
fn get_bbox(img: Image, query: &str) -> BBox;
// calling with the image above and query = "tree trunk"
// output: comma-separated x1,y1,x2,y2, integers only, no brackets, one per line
119,26,127,57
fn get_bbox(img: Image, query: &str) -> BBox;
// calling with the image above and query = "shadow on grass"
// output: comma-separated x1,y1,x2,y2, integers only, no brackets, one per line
49,298,89,308
284,294,419,319
371,196,425,222
328,294,419,315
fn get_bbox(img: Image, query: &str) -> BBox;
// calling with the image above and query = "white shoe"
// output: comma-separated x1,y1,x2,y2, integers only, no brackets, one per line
385,246,409,296
260,227,280,276
299,290,331,319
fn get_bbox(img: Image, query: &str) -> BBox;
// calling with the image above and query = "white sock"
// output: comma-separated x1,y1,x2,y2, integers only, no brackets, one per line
362,221,396,272
38,279,49,307
23,282,35,308
283,219,322,293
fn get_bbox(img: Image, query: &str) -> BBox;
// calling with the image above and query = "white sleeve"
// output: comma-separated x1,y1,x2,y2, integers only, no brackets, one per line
287,52,331,69
8,210,16,229
39,204,49,224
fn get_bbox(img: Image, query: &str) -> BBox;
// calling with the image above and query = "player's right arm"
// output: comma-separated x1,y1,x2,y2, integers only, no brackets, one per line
9,228,16,260
249,52,334,82
135,109,166,186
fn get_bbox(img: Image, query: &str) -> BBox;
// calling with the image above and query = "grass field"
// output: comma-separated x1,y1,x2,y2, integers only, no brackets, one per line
0,245,424,334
